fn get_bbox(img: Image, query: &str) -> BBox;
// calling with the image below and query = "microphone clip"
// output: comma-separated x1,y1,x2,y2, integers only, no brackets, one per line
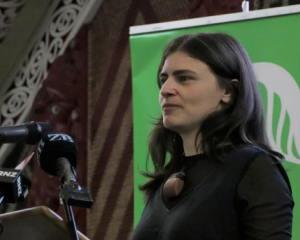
59,182,93,208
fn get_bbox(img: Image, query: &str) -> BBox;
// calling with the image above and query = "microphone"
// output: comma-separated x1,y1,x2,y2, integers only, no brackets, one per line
37,133,93,208
0,153,34,204
0,121,53,144
0,169,31,203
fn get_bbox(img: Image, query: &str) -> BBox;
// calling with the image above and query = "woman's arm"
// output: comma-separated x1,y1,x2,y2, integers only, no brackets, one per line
236,151,294,240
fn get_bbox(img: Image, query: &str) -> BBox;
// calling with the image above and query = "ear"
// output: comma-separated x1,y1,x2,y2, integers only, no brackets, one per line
221,79,239,103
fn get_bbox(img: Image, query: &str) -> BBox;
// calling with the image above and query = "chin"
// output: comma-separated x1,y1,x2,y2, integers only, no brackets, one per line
163,119,181,131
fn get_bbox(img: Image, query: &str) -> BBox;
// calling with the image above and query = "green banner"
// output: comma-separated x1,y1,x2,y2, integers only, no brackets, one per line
130,8,300,238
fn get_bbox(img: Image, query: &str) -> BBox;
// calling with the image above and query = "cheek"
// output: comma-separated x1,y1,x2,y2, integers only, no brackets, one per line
188,89,222,111
159,93,163,105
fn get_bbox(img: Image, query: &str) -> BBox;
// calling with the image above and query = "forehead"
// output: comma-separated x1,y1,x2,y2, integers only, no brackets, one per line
161,51,208,73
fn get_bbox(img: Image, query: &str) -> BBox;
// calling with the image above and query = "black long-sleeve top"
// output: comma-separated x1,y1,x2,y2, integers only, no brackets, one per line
132,146,294,240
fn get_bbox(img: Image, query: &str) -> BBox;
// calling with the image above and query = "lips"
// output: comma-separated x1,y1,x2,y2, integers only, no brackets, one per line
162,103,181,110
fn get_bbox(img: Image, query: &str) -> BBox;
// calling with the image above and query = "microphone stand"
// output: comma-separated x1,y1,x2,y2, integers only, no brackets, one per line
0,194,4,206
0,193,4,236
62,197,79,240
59,182,93,240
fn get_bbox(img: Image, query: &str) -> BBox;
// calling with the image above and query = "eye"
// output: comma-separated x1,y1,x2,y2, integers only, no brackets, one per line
160,78,167,84
178,76,192,82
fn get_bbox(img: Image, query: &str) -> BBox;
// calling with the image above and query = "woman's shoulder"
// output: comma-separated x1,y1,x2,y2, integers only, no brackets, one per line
233,145,292,193
220,144,266,162
225,144,281,163
220,144,287,174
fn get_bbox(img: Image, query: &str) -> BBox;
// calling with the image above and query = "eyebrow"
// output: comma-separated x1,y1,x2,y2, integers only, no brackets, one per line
159,69,198,78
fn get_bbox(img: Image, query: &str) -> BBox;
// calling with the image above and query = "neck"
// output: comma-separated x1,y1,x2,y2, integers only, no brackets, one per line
180,132,202,156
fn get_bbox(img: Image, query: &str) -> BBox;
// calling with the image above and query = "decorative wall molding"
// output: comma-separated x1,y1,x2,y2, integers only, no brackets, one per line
0,0,100,160
0,0,26,45
254,0,300,9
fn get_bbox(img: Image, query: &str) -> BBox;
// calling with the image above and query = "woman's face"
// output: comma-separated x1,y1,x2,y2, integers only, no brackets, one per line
159,51,231,136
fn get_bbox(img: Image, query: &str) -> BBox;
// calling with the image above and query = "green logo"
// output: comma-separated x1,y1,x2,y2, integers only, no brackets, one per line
254,62,300,164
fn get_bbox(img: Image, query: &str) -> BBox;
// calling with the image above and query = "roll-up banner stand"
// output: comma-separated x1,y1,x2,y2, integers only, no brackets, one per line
130,5,300,237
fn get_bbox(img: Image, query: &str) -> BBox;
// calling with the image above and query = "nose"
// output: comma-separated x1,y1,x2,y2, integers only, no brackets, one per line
160,78,176,98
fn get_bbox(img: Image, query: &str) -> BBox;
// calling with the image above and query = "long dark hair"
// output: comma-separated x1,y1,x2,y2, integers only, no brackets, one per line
139,32,283,198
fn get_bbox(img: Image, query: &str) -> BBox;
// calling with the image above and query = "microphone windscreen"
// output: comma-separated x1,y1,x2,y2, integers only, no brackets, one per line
37,133,78,176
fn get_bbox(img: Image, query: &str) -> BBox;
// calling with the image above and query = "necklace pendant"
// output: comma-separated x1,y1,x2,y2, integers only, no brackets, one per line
163,172,185,197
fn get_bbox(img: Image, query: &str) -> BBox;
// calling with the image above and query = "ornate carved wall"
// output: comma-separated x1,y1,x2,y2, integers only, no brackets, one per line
0,0,94,235
27,26,88,234
0,0,94,159
254,0,300,9
2,26,89,234
189,0,254,18
0,0,26,44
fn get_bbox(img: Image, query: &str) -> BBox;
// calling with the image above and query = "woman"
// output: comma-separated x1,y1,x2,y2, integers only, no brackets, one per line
131,33,294,240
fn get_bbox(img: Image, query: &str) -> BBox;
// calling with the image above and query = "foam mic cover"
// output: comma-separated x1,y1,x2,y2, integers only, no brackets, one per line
37,133,78,177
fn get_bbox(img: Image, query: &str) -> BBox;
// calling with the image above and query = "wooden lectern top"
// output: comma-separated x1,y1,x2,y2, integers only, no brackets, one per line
0,206,89,240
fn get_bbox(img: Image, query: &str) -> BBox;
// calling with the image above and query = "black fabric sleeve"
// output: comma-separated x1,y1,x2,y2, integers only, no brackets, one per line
236,151,294,240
